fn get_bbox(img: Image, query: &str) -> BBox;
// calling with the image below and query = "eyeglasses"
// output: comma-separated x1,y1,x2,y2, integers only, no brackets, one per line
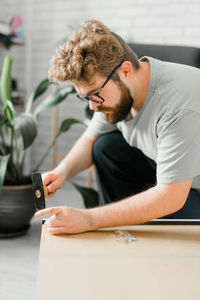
76,62,122,104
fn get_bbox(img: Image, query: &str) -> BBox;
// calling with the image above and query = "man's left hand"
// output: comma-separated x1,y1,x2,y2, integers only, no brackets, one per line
35,206,94,234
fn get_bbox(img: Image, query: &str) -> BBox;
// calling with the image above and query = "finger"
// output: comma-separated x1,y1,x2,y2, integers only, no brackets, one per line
47,227,66,235
44,190,56,199
45,215,63,228
43,186,50,197
42,173,61,194
42,172,55,186
47,179,60,193
35,207,62,218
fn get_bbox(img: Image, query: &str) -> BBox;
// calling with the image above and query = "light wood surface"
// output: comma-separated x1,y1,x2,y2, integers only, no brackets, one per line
37,224,200,300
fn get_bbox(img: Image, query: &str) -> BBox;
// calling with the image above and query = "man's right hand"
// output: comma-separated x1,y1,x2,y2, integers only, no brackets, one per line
42,164,67,199
41,132,96,199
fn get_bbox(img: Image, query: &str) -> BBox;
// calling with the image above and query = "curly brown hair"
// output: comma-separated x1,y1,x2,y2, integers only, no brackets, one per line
48,19,140,85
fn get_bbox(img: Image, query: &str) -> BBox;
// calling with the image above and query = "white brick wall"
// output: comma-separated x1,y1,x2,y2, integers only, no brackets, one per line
1,0,200,182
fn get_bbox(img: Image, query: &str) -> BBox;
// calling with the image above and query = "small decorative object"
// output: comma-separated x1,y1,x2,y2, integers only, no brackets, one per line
11,15,24,40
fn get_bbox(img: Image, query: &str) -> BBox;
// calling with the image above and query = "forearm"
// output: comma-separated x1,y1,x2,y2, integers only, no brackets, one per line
55,131,96,179
37,179,192,234
89,182,189,230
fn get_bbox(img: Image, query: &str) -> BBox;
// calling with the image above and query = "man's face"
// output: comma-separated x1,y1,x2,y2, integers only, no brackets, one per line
95,80,134,124
76,74,134,124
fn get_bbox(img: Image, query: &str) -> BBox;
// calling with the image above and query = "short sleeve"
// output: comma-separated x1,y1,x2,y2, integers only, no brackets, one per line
85,112,117,138
156,109,200,184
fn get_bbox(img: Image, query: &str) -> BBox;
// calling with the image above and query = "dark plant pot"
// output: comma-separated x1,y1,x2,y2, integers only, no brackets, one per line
0,184,35,238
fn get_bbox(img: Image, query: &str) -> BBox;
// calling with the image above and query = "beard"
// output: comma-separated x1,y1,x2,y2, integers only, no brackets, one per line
96,80,134,124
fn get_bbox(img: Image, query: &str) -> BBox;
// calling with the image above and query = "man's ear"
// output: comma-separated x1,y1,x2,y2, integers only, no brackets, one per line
118,61,133,80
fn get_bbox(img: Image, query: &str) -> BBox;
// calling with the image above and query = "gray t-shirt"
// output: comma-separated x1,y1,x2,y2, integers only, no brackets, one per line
86,56,200,190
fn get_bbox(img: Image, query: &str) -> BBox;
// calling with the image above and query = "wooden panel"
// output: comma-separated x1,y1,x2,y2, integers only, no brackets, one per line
37,224,200,300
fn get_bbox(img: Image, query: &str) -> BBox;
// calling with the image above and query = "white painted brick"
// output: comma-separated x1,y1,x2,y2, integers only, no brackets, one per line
185,27,200,37
184,15,200,26
138,0,173,3
150,3,186,16
172,0,200,3
187,4,200,14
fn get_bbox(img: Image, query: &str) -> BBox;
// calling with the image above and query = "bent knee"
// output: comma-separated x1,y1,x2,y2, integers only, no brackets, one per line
92,131,121,160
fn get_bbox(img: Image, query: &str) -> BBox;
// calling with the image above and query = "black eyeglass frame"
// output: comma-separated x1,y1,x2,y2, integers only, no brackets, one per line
76,62,123,104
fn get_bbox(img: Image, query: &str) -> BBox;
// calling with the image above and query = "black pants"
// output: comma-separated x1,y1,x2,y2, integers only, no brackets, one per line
92,131,200,219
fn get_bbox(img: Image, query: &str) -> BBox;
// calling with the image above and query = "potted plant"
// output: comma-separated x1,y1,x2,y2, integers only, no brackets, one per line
0,54,99,237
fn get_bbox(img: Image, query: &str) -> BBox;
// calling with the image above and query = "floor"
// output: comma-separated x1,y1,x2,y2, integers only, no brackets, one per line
0,178,90,300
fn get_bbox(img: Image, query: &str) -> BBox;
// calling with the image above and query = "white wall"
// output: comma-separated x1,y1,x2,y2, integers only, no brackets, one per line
1,0,200,179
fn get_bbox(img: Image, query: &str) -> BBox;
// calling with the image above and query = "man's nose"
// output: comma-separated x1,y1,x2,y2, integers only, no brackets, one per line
89,100,101,111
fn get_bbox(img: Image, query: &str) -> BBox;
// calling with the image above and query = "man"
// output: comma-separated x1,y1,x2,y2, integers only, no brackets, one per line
35,19,200,234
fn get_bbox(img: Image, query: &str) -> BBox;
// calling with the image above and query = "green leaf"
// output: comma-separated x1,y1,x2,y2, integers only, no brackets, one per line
0,145,7,156
30,78,51,101
0,54,12,108
0,113,7,129
58,118,84,136
0,154,10,190
33,85,76,118
69,180,99,208
4,99,15,121
12,113,38,149
26,78,51,113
